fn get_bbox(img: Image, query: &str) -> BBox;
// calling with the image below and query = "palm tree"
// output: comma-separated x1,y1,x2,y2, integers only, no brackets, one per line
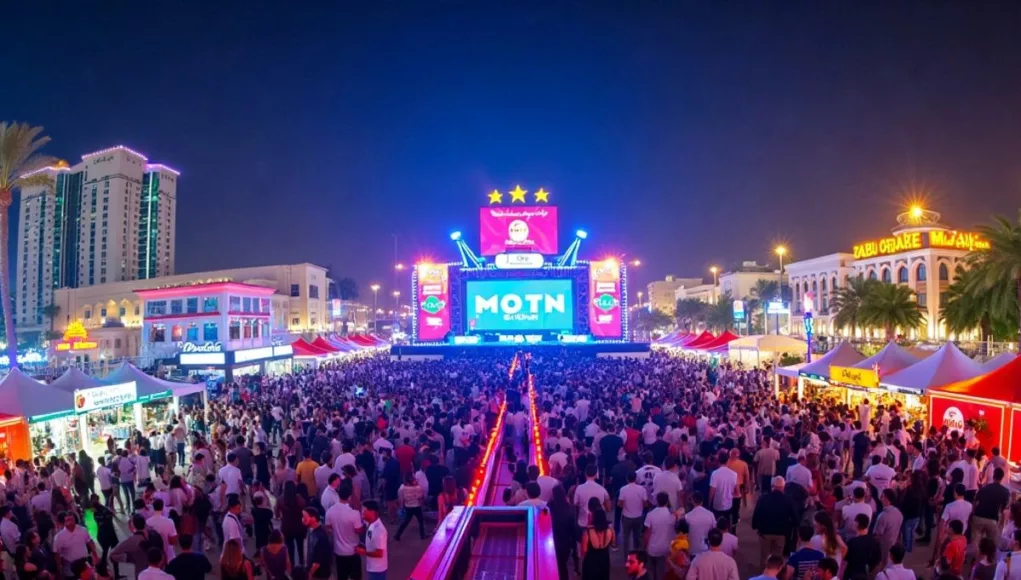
941,268,1018,341
748,279,779,334
859,282,924,341
41,303,61,339
674,298,709,330
964,212,1021,348
632,308,674,340
831,277,879,338
0,123,54,368
706,295,735,333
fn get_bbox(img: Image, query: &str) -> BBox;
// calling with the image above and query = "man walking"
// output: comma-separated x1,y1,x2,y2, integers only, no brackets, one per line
751,476,797,568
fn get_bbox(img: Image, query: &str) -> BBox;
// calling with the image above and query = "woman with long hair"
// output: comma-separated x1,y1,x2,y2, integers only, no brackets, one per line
548,483,578,579
260,529,292,580
275,480,306,567
220,538,254,580
810,511,847,568
436,475,466,525
581,508,613,580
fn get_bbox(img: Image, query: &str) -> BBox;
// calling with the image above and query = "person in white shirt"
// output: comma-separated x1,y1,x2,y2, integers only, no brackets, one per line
0,507,20,554
147,498,178,560
325,483,365,579
643,492,678,578
333,442,357,474
716,517,740,559
218,453,245,496
941,483,973,534
652,457,684,513
137,545,174,580
573,465,610,528
222,495,245,546
864,455,896,495
53,513,97,579
96,457,120,512
635,454,662,500
709,453,738,519
536,472,561,503
785,450,814,492
685,492,717,555
357,500,388,580
321,473,342,513
618,472,648,552
840,487,874,539
518,483,548,509
641,419,659,446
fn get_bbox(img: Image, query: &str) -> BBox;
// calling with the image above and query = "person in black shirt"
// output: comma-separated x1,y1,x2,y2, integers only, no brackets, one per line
165,534,212,580
972,467,1010,549
898,470,926,553
598,427,623,480
303,507,332,579
843,514,881,580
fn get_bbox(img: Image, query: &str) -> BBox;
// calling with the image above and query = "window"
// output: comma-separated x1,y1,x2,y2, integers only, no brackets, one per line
119,306,126,317
868,270,877,280
229,319,241,340
939,263,949,281
115,338,122,349
100,307,107,317
243,319,252,339
203,297,218,312
146,300,167,316
882,269,891,283
186,298,198,313
291,317,300,326
135,305,140,316
243,297,252,312
84,309,92,319
171,324,183,341
151,324,166,342
262,322,270,338
917,292,927,305
916,264,927,282
897,267,908,283
186,323,199,342
290,284,300,297
309,285,319,299
229,296,241,311
202,322,218,341
170,300,183,314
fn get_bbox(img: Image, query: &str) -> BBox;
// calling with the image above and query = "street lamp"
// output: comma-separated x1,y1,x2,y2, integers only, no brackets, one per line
370,284,380,334
710,266,719,304
392,290,401,332
630,259,642,267
636,291,644,308
774,246,788,334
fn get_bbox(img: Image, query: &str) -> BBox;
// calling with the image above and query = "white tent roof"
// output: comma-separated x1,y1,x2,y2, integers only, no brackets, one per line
48,367,104,393
777,362,808,378
728,334,808,354
853,341,920,376
0,368,75,418
798,341,866,380
980,352,1017,373
105,363,204,397
880,342,983,391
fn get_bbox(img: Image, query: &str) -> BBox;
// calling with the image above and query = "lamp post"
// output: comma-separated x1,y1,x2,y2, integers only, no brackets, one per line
392,290,401,331
710,266,719,304
636,291,644,309
370,284,380,334
774,246,787,334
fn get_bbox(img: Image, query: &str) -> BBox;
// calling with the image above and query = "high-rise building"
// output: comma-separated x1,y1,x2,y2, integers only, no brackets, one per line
14,145,178,338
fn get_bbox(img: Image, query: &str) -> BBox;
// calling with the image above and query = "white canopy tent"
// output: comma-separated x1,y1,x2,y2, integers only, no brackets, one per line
788,341,866,398
48,367,104,393
879,342,983,394
851,341,920,376
106,362,206,397
0,369,75,418
728,334,807,368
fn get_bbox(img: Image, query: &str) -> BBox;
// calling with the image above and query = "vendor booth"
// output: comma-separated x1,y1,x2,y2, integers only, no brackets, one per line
827,341,920,410
793,341,866,401
878,342,983,425
728,334,807,368
928,356,1021,461
697,331,740,354
980,352,1016,373
0,369,77,460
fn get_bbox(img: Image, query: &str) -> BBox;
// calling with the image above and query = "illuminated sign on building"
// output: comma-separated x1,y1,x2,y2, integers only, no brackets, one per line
852,231,990,259
74,382,138,413
55,321,99,352
830,365,879,388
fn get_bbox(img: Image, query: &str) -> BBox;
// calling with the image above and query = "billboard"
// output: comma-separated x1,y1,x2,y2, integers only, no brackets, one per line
416,264,451,341
466,279,574,331
588,259,622,338
479,206,559,256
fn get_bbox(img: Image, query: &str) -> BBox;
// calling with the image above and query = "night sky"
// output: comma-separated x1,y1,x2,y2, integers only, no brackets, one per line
5,2,1021,294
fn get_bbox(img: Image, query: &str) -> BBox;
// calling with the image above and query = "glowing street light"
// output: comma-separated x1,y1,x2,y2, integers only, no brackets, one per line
773,246,788,334
910,205,924,219
370,284,381,333
394,263,405,271
630,259,642,267
637,291,644,308
710,266,719,304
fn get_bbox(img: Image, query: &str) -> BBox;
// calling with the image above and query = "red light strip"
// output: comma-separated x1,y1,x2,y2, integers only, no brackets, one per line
527,372,549,476
466,398,507,506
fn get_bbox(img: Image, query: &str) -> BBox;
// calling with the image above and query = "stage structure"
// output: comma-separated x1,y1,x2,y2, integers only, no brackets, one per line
410,186,631,347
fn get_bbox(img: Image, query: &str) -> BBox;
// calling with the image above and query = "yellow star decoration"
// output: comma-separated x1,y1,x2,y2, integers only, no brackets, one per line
509,185,528,203
534,188,550,203
487,189,503,204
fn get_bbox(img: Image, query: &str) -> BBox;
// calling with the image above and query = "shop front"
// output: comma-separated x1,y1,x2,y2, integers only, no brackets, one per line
73,381,153,457
177,343,294,383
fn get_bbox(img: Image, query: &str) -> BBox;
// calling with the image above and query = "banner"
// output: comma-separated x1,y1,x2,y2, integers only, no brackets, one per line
75,382,138,414
416,264,451,341
466,279,573,331
830,366,879,388
479,206,559,256
588,259,623,338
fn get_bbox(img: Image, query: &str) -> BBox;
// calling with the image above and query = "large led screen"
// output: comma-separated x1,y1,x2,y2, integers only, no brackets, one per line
416,264,451,341
588,259,623,338
479,206,559,256
466,279,574,332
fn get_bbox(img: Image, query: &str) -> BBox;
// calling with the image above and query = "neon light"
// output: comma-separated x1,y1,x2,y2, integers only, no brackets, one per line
145,163,181,176
18,165,71,179
81,145,149,161
466,399,507,506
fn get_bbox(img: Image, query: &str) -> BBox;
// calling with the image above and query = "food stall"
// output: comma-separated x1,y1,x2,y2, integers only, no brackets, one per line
828,341,920,410
878,342,983,425
794,341,866,402
0,369,77,460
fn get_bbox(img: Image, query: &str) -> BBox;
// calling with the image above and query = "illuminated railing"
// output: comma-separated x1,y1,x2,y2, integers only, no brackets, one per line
527,372,548,476
467,399,507,506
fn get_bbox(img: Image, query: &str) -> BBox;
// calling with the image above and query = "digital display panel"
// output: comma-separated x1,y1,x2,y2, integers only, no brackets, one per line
416,264,451,341
466,279,574,331
588,259,623,338
479,206,559,256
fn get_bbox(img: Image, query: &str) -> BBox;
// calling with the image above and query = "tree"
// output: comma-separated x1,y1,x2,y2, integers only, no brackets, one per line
674,298,709,330
706,295,735,332
858,282,924,341
831,277,879,337
0,123,54,368
941,267,1018,341
337,277,359,300
964,212,1021,349
41,303,60,337
632,308,674,340
748,279,779,334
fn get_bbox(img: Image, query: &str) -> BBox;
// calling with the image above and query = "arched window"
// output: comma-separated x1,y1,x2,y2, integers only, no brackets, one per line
916,264,927,282
820,278,827,291
831,276,838,291
882,268,891,283
812,280,818,293
897,266,908,283
868,270,878,280
939,263,949,281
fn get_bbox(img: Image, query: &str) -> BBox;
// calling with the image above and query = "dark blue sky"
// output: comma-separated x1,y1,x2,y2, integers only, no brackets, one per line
5,1,1021,293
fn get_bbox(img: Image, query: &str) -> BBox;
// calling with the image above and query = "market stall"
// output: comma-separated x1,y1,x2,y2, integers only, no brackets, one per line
0,369,77,460
728,334,807,368
105,363,206,431
878,342,983,425
682,331,716,349
980,352,1016,373
928,356,1021,460
829,341,920,410
697,331,740,354
795,341,866,402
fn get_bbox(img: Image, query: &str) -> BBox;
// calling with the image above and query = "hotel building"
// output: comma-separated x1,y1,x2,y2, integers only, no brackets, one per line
786,208,989,340
15,145,179,337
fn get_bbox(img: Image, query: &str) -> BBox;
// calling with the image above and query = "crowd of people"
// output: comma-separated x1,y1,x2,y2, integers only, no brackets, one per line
0,348,1015,580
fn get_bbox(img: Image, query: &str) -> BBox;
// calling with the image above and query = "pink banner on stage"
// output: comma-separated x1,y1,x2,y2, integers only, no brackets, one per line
479,206,559,256
416,264,451,341
588,259,622,338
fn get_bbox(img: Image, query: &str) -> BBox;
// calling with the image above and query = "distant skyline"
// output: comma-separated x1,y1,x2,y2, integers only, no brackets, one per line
5,2,1020,294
